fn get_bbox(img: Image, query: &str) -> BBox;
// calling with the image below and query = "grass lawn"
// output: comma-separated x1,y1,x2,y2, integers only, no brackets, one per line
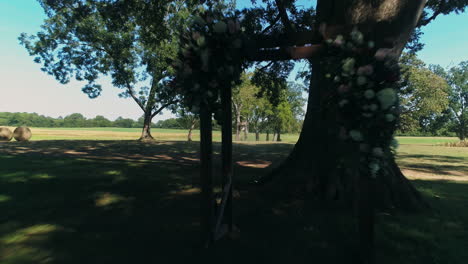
0,130,467,264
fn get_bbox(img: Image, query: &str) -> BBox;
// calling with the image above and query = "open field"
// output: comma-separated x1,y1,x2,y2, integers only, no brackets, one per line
2,127,462,144
2,127,301,142
0,129,467,264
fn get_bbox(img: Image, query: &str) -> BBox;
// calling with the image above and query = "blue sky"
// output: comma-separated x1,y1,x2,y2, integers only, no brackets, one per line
0,0,467,121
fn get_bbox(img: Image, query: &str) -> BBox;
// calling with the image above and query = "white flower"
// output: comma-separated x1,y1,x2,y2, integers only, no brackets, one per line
374,48,392,61
213,21,227,33
368,41,375,49
334,76,341,83
350,29,364,44
349,130,363,142
342,58,355,73
376,88,397,109
385,114,395,122
372,147,384,157
334,35,344,46
357,76,367,86
357,65,374,76
364,89,375,99
369,162,380,176
325,73,331,78
369,104,378,111
338,99,348,107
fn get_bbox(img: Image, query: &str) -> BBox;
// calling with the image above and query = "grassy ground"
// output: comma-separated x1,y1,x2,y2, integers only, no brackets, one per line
3,127,300,142
0,129,467,264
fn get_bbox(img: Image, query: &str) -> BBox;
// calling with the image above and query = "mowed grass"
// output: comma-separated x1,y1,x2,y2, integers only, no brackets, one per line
3,127,300,142
0,129,467,264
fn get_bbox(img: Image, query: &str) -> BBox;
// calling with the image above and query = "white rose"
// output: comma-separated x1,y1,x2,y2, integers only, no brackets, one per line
364,89,375,99
349,130,363,142
338,99,349,107
372,147,384,157
376,88,397,109
350,29,364,44
369,162,380,176
357,76,367,86
342,58,355,73
385,114,395,122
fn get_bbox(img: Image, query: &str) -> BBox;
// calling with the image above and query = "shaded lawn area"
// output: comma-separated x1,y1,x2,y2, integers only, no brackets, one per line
0,140,467,264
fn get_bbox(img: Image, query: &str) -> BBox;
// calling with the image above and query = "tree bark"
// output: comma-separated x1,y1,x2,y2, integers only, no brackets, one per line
255,131,260,141
276,129,282,142
139,112,154,141
243,121,249,141
266,131,270,141
234,104,241,141
260,0,428,211
188,120,195,142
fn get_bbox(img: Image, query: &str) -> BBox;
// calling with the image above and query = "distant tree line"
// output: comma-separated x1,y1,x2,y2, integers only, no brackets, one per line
0,112,153,128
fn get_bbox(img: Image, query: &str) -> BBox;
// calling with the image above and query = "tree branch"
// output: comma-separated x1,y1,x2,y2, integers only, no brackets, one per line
260,15,281,34
124,81,146,112
151,100,179,119
274,0,294,35
247,44,324,61
419,0,446,26
248,30,320,49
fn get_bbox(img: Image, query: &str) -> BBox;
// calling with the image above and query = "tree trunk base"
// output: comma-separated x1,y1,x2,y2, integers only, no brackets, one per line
138,134,155,142
257,147,429,212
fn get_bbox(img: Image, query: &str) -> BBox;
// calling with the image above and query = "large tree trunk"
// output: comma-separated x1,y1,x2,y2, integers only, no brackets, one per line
260,0,428,211
255,131,260,141
266,131,270,141
139,112,154,141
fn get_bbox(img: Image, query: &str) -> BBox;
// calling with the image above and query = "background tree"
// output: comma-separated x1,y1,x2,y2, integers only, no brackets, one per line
176,109,199,142
19,0,194,140
232,73,258,141
398,53,450,134
431,61,468,140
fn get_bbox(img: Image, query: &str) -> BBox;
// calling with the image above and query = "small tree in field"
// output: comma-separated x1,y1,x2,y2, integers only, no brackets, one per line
20,1,195,140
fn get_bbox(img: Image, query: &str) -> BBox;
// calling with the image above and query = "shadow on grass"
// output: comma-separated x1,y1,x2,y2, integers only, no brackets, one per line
1,140,353,264
1,141,467,264
397,153,468,176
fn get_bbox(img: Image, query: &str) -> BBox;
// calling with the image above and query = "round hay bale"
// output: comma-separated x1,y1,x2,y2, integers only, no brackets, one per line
0,127,13,141
13,126,32,141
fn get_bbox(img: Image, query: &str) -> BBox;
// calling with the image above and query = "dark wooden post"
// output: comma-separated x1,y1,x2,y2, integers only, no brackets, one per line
221,85,233,232
358,174,375,264
200,103,214,246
